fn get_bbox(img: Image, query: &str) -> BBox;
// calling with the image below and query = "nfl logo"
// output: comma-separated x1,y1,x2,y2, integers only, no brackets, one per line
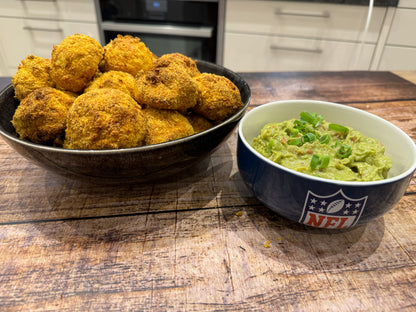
299,189,367,229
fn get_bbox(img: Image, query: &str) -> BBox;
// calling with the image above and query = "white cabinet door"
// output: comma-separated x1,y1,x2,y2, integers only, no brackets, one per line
398,0,416,9
226,0,386,43
387,9,416,47
0,17,99,76
224,33,375,72
0,0,97,22
378,46,416,70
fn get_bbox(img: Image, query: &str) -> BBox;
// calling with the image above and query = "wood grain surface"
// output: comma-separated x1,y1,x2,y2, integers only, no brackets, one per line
0,72,415,311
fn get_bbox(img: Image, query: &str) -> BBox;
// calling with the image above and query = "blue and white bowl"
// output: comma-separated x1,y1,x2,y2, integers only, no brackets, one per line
237,100,416,229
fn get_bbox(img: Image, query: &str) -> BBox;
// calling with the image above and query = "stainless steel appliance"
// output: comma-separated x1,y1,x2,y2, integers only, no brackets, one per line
94,0,225,65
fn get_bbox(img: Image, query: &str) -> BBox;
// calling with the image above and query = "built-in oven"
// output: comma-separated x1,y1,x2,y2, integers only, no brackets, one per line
94,0,225,65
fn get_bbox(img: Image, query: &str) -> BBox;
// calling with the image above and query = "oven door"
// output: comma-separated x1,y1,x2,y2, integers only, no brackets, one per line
102,23,216,62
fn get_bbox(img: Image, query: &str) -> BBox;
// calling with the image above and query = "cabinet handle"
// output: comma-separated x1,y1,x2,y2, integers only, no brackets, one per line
270,45,323,54
23,26,62,32
102,21,213,38
274,8,330,18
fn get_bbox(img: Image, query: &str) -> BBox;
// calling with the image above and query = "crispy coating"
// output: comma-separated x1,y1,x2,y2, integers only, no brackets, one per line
135,66,199,110
186,113,214,133
84,70,136,98
12,55,55,101
12,87,75,144
151,52,159,62
64,89,146,150
143,107,194,145
193,73,243,121
10,33,245,150
154,53,200,77
51,34,103,93
100,35,154,76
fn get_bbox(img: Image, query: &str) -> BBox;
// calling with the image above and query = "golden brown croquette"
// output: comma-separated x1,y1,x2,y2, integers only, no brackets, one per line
12,55,55,101
84,70,136,98
64,88,146,150
135,66,199,110
186,113,214,133
193,73,243,121
100,35,154,76
12,87,76,144
154,53,200,78
142,107,194,145
50,34,103,93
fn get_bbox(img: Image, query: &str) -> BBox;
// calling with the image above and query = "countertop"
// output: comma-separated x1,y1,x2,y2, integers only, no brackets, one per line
0,71,415,311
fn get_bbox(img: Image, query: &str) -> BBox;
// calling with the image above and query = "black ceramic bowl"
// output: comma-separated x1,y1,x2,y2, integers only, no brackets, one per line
238,100,416,229
0,60,251,183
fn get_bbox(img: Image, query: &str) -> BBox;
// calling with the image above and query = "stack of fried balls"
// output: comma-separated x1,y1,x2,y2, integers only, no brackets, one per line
11,34,244,150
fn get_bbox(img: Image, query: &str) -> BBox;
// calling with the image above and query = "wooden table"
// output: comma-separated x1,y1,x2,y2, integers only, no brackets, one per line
0,71,415,311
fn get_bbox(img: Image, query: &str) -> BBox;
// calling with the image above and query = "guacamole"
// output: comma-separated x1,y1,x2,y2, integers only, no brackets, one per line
251,111,392,181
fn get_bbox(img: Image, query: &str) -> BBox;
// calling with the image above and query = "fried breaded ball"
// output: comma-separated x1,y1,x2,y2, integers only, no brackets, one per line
12,87,76,144
84,70,136,98
193,73,244,121
64,89,146,150
143,107,194,145
100,35,154,76
135,66,199,110
155,53,200,77
12,55,55,101
186,113,214,133
51,34,103,93
151,52,159,62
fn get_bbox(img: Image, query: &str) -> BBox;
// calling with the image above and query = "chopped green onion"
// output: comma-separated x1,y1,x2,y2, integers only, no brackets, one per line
300,111,316,125
303,132,316,143
310,154,331,169
319,134,330,144
294,120,305,128
310,154,320,169
302,125,315,134
266,138,274,153
290,128,299,137
300,112,324,127
313,114,324,127
329,123,349,134
336,144,352,158
332,140,341,148
320,155,330,168
288,138,302,146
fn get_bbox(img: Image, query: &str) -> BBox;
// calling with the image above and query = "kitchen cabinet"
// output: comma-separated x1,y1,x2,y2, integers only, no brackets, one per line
0,0,97,22
385,8,416,47
396,0,416,9
224,0,387,72
225,33,375,71
378,46,416,70
376,1,416,70
0,0,414,74
0,0,99,76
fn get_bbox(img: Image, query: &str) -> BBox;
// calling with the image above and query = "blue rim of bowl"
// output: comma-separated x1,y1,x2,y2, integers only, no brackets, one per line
0,70,251,155
238,100,416,187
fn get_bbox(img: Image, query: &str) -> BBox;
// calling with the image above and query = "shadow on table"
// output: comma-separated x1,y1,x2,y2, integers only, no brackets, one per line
19,143,235,244
241,204,385,270
224,171,385,270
